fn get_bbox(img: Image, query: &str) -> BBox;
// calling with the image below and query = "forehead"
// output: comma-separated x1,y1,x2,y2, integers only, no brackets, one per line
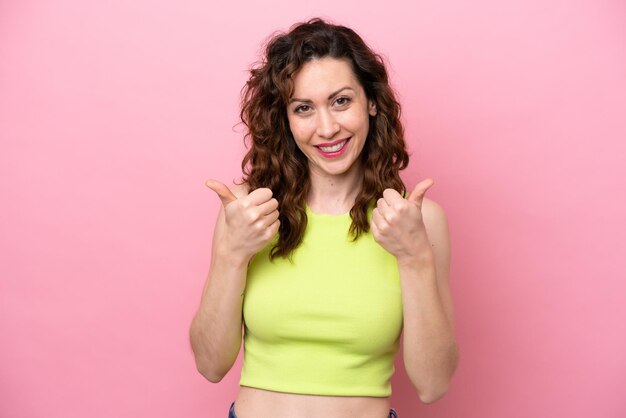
290,57,362,97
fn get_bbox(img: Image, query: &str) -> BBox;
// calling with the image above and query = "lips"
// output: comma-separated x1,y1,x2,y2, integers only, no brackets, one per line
315,138,350,156
319,140,346,152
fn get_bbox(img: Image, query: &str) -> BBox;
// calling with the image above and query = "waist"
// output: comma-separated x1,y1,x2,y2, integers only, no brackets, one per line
234,386,391,418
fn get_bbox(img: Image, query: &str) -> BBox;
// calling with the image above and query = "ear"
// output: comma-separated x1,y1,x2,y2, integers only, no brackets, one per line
368,100,377,116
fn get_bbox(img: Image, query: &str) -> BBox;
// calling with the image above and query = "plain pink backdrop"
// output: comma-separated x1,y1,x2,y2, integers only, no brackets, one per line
1,0,625,417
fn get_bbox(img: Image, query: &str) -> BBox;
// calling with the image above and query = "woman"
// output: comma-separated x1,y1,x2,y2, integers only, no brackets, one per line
190,18,458,418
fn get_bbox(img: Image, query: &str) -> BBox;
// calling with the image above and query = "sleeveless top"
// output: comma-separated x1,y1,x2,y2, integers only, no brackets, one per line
240,206,403,397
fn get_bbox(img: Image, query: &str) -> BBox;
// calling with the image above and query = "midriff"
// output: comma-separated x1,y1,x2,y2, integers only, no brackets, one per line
234,386,391,418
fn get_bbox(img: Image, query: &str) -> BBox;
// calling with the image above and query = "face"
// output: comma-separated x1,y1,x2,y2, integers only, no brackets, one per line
286,57,377,180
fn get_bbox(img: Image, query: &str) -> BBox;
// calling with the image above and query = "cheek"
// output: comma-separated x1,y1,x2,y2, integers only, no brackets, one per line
288,119,314,143
339,109,370,132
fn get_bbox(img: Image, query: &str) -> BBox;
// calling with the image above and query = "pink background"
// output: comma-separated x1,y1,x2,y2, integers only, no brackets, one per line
1,0,625,417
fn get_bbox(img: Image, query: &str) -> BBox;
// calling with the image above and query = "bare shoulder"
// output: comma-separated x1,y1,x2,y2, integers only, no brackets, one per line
421,197,448,230
420,197,450,255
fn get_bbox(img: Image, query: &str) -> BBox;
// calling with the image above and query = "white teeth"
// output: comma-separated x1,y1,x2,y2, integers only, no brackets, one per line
319,140,346,152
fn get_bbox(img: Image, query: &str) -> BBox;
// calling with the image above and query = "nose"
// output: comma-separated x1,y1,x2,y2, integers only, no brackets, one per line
315,109,340,139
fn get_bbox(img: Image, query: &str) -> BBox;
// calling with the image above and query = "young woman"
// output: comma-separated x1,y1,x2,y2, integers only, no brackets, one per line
190,18,458,418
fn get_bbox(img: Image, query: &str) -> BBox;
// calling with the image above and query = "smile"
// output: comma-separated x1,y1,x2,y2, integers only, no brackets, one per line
315,138,350,157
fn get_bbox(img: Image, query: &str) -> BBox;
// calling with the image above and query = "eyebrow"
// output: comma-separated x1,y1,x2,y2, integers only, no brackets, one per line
289,87,354,104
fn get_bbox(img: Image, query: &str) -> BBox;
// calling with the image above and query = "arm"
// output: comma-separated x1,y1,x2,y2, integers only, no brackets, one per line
371,180,458,403
397,197,458,403
189,181,279,382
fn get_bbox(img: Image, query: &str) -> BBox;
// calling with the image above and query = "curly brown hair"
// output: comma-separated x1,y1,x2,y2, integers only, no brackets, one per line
240,18,409,259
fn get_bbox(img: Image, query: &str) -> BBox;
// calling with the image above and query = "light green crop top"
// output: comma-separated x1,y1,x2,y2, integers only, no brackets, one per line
240,206,403,397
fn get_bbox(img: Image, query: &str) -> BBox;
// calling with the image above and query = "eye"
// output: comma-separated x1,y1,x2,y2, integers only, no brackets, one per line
294,104,311,114
334,96,352,107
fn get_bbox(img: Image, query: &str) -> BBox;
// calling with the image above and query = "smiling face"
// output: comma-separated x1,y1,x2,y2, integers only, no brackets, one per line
287,57,377,181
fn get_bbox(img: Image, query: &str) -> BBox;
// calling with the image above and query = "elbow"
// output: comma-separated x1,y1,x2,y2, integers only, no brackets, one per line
195,361,227,383
192,349,237,383
190,342,228,383
415,344,459,404
418,384,449,404
201,371,226,384
190,346,239,383
189,327,233,383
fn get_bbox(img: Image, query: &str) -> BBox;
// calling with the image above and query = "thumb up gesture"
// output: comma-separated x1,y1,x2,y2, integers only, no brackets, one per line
371,179,434,263
205,179,280,262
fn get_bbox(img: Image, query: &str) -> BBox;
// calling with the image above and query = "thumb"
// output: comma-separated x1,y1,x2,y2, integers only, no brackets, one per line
408,178,435,205
205,179,237,207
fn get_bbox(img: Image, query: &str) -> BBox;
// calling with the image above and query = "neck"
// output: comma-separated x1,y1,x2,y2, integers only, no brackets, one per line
307,162,363,215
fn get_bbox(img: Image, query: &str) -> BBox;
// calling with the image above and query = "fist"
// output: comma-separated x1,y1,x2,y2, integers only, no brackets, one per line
205,179,280,261
371,179,434,262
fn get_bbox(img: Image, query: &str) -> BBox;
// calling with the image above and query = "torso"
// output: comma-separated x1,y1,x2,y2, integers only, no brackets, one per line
236,207,402,418
234,386,391,418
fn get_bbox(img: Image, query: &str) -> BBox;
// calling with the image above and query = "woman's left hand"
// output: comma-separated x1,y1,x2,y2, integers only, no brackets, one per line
371,178,435,265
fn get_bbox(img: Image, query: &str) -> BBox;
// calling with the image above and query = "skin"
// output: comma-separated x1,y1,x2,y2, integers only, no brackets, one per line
190,57,458,417
286,57,377,214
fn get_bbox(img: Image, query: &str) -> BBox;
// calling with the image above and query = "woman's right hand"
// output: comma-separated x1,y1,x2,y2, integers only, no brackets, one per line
205,179,280,263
